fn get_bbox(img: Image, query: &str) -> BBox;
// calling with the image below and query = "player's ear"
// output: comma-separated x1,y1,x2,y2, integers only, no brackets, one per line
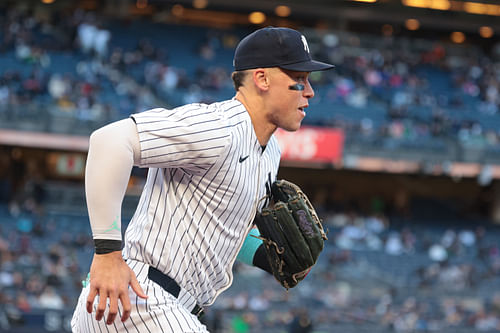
252,68,270,91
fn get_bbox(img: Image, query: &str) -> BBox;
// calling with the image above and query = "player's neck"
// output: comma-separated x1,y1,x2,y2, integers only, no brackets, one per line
235,92,276,146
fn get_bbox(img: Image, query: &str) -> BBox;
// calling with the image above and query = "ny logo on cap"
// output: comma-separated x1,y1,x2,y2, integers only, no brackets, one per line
301,35,310,54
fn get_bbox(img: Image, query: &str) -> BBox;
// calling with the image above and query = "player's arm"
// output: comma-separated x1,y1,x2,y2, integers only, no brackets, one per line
236,228,272,274
85,118,147,325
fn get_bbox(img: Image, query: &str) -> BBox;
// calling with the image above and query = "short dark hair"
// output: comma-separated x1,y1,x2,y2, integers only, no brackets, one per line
231,70,249,91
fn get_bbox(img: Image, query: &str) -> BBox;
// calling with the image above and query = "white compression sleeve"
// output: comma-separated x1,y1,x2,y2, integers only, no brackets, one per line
85,118,140,241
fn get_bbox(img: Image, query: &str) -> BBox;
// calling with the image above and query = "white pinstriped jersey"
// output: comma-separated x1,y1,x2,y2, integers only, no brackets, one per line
124,98,281,307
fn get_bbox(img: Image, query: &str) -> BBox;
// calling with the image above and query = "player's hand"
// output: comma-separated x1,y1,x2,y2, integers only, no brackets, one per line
86,251,148,325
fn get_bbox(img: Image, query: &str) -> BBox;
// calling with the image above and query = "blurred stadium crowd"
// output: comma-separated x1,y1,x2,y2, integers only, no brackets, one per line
1,2,500,333
1,3,500,153
1,177,500,332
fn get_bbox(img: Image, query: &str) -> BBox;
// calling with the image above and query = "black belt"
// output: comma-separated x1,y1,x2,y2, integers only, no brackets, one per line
147,266,204,318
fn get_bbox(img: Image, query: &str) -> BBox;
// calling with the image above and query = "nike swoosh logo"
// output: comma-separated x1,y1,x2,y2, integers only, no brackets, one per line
239,155,249,163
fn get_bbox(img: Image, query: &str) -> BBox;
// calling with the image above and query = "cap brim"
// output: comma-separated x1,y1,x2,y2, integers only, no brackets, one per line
280,60,334,72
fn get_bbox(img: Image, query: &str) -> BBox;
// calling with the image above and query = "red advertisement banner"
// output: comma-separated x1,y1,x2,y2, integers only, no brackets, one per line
274,126,344,164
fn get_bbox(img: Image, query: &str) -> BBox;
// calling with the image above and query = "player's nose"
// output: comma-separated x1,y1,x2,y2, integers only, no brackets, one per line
303,80,314,99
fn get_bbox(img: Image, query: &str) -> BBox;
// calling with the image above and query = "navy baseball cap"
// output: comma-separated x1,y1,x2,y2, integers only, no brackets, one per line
233,26,334,72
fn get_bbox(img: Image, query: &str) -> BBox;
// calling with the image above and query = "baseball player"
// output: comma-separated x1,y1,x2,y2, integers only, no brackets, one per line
71,26,334,332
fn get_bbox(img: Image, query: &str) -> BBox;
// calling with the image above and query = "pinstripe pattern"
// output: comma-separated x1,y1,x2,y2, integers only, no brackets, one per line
72,99,280,333
125,99,280,306
71,260,209,332
72,98,281,332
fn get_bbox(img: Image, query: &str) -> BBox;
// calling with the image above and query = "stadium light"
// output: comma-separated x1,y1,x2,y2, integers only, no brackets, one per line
193,0,208,9
463,2,500,16
450,31,466,43
429,0,450,10
41,0,55,3
464,2,487,14
275,5,291,17
403,0,500,16
405,18,420,31
479,26,494,38
249,11,266,24
402,0,450,10
402,0,430,8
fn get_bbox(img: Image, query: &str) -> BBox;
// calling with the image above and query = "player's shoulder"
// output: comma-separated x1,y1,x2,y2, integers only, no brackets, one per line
131,100,249,141
133,102,223,125
210,99,248,121
134,99,245,119
199,99,251,134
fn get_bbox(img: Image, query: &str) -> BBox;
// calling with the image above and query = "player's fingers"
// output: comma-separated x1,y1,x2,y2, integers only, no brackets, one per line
95,293,107,321
86,287,98,314
130,273,148,299
119,292,132,322
106,292,118,325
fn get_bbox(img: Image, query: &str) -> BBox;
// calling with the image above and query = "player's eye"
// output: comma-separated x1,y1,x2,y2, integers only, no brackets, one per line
289,83,305,91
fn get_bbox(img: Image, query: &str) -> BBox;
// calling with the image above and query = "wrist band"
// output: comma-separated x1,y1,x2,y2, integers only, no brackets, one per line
236,228,263,266
94,239,122,254
253,244,272,274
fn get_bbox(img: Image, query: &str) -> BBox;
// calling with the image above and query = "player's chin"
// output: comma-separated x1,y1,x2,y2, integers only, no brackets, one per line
296,112,306,129
281,120,303,132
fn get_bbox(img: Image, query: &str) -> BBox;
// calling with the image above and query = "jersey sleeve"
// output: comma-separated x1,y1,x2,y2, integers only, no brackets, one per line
131,105,231,171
